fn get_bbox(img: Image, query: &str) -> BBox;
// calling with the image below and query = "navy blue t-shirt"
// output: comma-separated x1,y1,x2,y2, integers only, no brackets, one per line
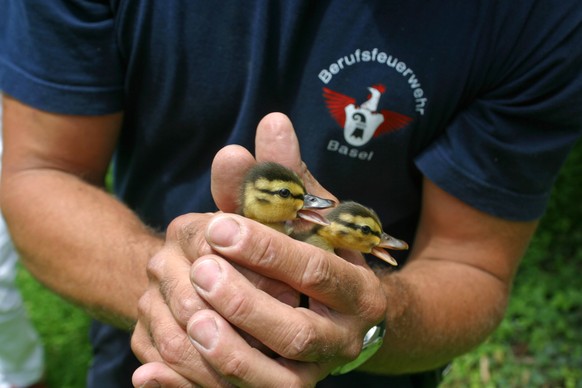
2,1,582,387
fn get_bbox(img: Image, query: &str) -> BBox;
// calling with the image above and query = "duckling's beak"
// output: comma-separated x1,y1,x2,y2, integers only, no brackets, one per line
297,194,336,226
371,233,409,267
378,233,409,250
297,209,330,226
371,247,399,266
302,194,336,210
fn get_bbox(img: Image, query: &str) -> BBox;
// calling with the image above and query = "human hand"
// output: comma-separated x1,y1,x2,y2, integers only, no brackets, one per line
184,213,388,386
132,113,386,386
133,214,387,387
131,113,321,386
132,113,311,387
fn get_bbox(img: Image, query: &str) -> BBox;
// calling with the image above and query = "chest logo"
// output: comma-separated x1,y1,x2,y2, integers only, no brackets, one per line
323,84,412,147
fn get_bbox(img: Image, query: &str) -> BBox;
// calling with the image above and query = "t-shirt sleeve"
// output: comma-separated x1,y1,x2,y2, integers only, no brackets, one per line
0,0,124,114
415,5,582,221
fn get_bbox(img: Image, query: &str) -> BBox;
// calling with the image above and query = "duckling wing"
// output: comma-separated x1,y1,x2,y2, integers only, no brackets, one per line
292,231,335,253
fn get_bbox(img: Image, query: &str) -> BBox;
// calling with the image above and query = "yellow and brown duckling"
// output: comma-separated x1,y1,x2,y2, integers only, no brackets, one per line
297,201,408,266
239,162,336,234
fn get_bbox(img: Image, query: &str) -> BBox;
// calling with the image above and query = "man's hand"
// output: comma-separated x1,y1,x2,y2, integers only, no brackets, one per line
184,214,386,386
131,113,386,386
133,212,387,387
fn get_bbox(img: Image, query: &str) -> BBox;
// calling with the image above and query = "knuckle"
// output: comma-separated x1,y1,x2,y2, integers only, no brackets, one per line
172,292,198,324
157,331,191,366
166,214,193,240
160,278,199,325
302,258,332,288
159,277,177,302
221,292,253,326
373,294,389,322
301,257,334,292
342,337,363,361
246,230,278,268
281,322,318,360
136,291,152,317
175,292,198,322
146,251,166,280
221,351,251,380
356,274,387,322
167,213,210,250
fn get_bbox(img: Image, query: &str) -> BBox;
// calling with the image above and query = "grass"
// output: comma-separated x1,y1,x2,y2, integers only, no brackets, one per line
16,270,92,387
16,140,582,387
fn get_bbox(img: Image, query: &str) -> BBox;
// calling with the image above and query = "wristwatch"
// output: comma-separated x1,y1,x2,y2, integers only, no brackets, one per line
331,321,387,375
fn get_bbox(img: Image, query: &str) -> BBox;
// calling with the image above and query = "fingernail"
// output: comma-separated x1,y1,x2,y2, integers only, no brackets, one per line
189,316,218,350
191,258,221,292
207,216,241,247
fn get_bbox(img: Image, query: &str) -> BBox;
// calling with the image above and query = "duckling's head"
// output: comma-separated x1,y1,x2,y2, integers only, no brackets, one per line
239,162,335,224
315,201,408,266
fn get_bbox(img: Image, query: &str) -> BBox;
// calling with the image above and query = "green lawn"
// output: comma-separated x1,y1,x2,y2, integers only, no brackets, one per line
17,140,582,387
16,270,92,387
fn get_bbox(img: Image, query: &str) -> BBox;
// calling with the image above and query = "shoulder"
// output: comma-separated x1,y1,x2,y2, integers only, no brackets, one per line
0,1,124,115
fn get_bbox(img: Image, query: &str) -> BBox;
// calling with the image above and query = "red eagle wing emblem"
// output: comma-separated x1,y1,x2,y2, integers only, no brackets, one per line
323,86,412,137
322,87,355,127
374,109,413,137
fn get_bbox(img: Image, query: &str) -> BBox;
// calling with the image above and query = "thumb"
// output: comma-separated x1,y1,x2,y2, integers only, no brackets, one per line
255,113,337,201
210,145,255,213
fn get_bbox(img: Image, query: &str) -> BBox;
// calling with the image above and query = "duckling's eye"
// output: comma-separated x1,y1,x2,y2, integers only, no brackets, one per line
360,225,372,235
278,188,291,198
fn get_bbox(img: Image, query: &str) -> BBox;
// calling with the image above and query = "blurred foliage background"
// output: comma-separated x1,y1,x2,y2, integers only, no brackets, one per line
16,139,582,387
442,139,582,388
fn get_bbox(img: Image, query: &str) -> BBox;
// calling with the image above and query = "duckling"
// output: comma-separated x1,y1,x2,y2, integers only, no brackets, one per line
297,201,408,266
239,162,336,234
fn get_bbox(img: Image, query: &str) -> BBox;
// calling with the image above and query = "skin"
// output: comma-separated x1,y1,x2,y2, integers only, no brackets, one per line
1,95,153,327
1,95,538,386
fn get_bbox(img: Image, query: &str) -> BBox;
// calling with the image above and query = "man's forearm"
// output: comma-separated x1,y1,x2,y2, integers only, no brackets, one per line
1,168,163,328
356,177,536,375
359,259,509,374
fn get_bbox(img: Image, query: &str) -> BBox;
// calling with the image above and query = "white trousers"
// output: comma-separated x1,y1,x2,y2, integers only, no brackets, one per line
0,218,44,388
